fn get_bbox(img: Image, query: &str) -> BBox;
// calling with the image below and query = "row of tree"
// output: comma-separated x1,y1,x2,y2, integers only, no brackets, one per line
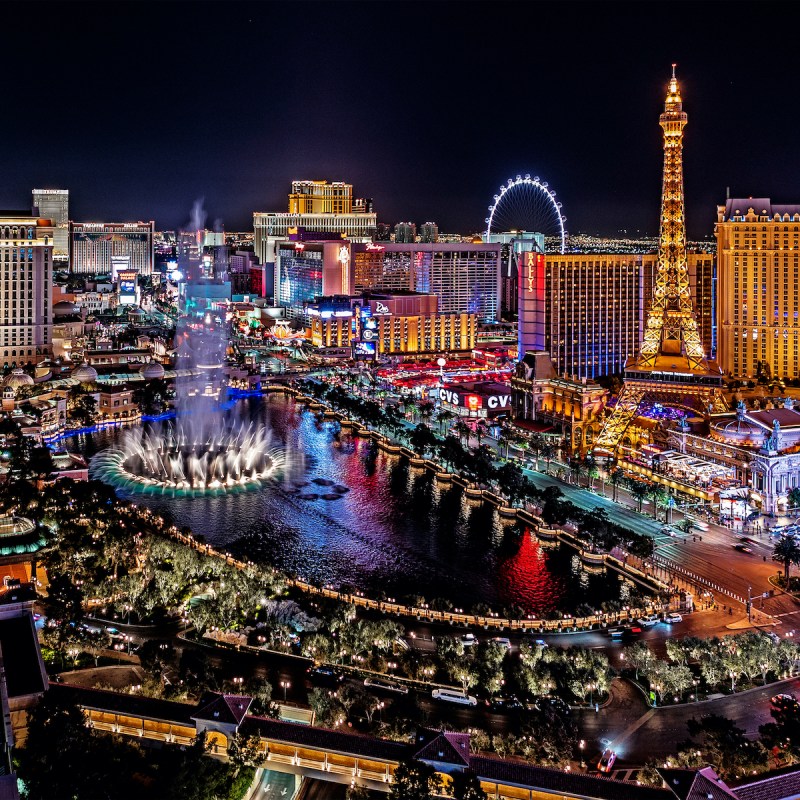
623,630,800,702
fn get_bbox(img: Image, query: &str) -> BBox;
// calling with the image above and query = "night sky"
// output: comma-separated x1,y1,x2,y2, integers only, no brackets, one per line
5,1,800,238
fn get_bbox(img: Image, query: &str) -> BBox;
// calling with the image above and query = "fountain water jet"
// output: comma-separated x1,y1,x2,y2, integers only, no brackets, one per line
91,237,285,497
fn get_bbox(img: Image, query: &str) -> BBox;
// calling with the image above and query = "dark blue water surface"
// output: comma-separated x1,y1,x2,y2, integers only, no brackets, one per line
69,394,629,615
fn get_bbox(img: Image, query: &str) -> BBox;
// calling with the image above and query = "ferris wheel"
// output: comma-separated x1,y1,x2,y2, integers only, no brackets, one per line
485,174,567,254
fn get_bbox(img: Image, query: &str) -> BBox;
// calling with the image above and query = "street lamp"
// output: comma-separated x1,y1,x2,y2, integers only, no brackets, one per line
280,679,291,702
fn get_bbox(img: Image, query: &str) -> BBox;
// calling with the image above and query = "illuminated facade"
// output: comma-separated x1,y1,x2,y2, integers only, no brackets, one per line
716,198,800,379
310,293,476,357
69,222,154,276
276,241,355,320
288,180,359,214
532,252,714,380
352,243,501,322
512,352,609,456
254,180,376,279
32,188,69,257
546,254,655,379
593,67,727,456
0,213,53,366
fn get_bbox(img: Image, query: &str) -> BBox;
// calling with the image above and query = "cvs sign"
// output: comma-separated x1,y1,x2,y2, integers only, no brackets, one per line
487,394,511,409
440,389,462,405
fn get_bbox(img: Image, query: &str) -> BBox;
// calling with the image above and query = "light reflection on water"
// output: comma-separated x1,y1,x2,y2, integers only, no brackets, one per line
73,394,625,615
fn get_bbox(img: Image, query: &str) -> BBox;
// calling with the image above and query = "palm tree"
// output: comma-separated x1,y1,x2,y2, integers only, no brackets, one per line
582,454,599,489
540,440,557,473
497,426,516,459
453,419,471,445
628,479,649,513
788,487,800,513
772,534,800,585
676,517,696,536
609,468,625,503
418,401,435,425
529,432,545,471
474,420,488,447
568,457,585,487
647,483,666,520
436,409,455,436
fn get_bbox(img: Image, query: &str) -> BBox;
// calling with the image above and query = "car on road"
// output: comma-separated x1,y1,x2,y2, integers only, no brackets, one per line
535,696,571,715
461,633,478,647
636,614,659,628
770,693,796,706
597,749,617,773
307,666,343,687
534,639,548,648
486,695,523,712
609,626,640,639
431,688,478,706
733,544,753,553
490,637,512,650
738,536,754,544
663,613,683,623
363,677,409,695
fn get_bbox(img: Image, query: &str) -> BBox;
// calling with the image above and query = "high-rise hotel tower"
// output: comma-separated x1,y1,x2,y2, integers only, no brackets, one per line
716,198,800,381
0,212,53,366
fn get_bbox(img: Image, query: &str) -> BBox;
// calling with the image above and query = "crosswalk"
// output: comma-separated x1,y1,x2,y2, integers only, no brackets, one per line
611,768,642,783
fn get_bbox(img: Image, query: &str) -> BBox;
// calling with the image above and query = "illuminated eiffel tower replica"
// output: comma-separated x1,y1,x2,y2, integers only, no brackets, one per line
594,66,727,456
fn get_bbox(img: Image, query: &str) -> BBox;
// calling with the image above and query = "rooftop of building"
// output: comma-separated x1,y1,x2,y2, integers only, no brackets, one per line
470,755,670,800
0,610,46,699
31,682,800,800
626,353,724,377
49,682,199,726
747,407,800,429
731,764,800,800
0,210,36,219
192,693,252,726
658,767,739,800
414,728,470,767
721,198,800,221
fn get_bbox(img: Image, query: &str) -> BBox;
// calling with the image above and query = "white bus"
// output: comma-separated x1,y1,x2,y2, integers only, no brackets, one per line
431,688,478,706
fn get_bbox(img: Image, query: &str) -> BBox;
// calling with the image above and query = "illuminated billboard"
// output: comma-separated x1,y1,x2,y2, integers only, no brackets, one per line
353,340,376,360
118,269,139,306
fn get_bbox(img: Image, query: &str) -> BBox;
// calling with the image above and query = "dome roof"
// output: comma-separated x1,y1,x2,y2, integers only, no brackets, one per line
71,362,98,384
139,360,165,380
710,415,763,447
3,368,34,389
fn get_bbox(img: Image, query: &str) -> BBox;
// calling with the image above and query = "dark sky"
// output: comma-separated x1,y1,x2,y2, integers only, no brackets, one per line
5,1,800,238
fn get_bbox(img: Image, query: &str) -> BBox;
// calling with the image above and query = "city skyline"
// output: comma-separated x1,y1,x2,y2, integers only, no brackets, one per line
5,1,800,237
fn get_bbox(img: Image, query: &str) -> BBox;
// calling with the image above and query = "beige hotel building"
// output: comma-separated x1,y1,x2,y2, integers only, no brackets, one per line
716,198,800,380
